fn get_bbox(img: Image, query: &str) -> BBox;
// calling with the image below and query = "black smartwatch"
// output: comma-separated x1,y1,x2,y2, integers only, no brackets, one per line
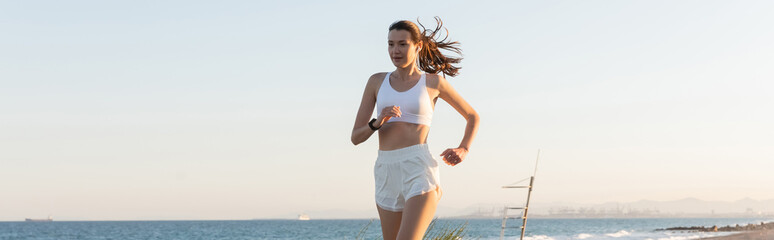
368,118,381,131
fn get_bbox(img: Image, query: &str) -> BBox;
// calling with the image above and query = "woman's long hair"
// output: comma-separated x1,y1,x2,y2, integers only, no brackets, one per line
389,17,463,77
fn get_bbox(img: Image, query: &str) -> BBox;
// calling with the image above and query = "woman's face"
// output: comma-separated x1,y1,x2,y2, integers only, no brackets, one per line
388,29,420,68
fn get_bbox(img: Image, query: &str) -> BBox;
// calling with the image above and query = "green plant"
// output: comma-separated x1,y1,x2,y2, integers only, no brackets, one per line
423,218,469,240
356,218,471,240
356,219,374,240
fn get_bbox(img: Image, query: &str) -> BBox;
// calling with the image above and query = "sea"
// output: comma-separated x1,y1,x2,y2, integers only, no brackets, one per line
1,217,772,240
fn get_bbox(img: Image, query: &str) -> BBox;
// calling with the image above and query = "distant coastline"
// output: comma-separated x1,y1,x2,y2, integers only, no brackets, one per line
441,197,774,220
665,221,774,240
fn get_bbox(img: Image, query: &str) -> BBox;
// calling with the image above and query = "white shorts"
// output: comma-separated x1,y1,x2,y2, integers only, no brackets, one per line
374,144,442,212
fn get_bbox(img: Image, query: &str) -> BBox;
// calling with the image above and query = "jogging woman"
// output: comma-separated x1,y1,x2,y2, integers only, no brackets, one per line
351,17,479,240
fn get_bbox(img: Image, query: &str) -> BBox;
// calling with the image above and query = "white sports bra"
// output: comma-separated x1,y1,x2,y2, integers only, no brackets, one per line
376,72,434,126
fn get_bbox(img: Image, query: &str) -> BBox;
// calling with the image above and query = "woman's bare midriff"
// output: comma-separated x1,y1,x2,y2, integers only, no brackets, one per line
378,122,430,150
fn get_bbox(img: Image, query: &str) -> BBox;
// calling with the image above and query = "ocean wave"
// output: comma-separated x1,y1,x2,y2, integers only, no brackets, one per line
575,233,593,239
657,235,701,240
523,235,555,240
605,230,631,237
656,232,736,240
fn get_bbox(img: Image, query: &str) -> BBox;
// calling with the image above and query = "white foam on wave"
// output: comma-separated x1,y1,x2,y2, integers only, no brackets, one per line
575,233,593,239
605,230,631,237
656,235,699,240
480,235,555,240
522,235,555,240
656,232,737,240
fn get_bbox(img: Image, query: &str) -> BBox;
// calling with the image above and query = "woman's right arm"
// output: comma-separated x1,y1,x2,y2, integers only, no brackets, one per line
351,74,382,145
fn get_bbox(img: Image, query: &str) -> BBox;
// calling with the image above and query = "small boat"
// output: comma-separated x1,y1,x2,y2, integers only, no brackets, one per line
297,213,310,220
25,215,53,222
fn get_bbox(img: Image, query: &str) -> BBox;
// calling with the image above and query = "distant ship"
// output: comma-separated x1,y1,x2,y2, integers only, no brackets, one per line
297,213,310,221
25,215,53,222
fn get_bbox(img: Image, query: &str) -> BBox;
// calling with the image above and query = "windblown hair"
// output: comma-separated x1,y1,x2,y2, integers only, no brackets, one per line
389,17,463,77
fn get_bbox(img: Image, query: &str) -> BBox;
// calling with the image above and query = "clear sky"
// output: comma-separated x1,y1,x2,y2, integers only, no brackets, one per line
1,0,772,221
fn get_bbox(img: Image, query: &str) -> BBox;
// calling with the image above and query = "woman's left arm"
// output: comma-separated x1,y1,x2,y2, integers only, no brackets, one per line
437,75,480,166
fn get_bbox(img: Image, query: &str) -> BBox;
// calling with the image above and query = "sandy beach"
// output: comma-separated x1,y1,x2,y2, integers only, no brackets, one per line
702,229,774,240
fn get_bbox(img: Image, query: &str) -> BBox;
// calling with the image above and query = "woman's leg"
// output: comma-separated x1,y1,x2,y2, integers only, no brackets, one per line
396,189,440,240
377,204,403,240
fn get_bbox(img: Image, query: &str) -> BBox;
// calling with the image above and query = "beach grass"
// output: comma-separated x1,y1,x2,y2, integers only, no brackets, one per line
356,219,374,240
423,218,469,240
356,218,470,240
